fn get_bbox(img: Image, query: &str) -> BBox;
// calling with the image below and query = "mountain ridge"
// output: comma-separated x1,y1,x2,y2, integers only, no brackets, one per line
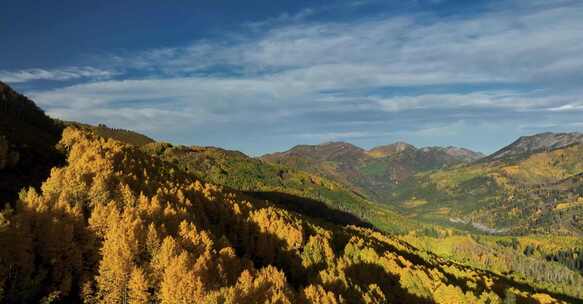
140,141,417,234
0,81,64,203
263,141,483,161
487,132,583,161
261,140,484,201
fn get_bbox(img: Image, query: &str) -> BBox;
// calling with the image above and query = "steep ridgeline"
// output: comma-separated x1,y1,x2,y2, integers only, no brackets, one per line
0,127,577,303
64,121,156,147
140,142,417,234
0,81,156,205
262,141,483,202
392,133,583,235
486,132,583,161
0,81,64,204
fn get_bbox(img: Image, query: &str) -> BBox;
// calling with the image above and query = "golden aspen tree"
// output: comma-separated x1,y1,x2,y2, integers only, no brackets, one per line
301,235,334,268
159,251,205,304
119,183,136,208
151,236,180,285
145,223,161,258
88,173,113,208
231,266,294,304
136,193,149,214
433,284,466,304
178,221,214,257
216,247,242,286
95,212,142,304
128,267,150,304
88,202,117,238
301,284,341,304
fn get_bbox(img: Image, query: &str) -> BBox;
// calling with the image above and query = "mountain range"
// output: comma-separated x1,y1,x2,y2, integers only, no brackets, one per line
261,141,484,202
391,132,583,235
261,132,583,236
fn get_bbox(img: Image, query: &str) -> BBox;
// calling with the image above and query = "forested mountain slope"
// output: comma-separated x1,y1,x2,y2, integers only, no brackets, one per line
140,142,417,234
486,132,583,161
0,127,576,303
262,141,483,201
63,121,156,147
392,141,583,235
0,81,64,204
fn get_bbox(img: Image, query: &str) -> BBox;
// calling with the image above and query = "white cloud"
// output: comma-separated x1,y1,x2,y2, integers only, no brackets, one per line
547,103,583,112
374,90,582,112
0,67,117,83
111,0,582,88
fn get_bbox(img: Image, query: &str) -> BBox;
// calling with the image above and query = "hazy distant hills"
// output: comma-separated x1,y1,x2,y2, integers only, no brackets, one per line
261,141,484,201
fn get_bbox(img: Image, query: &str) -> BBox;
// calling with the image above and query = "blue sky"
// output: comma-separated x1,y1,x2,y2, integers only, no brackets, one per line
1,0,583,155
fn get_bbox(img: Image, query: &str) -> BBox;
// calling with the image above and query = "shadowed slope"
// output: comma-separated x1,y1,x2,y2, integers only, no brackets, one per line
0,81,64,204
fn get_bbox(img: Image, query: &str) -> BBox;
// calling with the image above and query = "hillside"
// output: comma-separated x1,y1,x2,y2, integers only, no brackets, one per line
487,132,583,161
0,81,64,204
140,142,417,234
0,82,155,205
391,140,583,235
262,142,483,201
0,127,578,303
63,121,156,146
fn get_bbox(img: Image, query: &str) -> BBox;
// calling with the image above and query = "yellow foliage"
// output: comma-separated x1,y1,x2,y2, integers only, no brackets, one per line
301,284,341,304
128,267,150,304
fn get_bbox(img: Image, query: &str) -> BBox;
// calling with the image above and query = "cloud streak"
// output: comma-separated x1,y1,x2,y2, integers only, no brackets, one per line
111,0,583,87
0,67,117,83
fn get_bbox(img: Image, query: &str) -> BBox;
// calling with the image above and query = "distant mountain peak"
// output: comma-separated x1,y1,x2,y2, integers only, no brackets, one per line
367,141,416,158
422,146,485,161
318,141,362,149
262,141,365,163
284,141,365,155
488,132,583,160
367,142,483,162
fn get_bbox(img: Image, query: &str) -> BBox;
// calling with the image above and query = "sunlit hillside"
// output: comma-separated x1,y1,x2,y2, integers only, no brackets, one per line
392,142,583,235
139,142,419,234
262,142,483,202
